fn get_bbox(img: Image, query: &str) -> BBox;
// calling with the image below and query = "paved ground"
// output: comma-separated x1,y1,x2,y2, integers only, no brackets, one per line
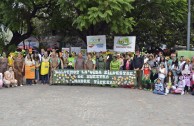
0,85,194,126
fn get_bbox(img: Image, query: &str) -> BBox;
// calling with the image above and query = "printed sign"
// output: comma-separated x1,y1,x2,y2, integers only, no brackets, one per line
87,35,106,52
114,36,136,52
177,50,194,59
71,47,81,55
81,49,87,57
62,48,70,53
52,70,136,86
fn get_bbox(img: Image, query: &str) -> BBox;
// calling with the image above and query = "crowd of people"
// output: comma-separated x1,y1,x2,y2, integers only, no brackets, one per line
0,48,193,96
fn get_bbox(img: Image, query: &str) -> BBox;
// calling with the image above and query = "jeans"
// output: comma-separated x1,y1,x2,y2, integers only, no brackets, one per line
41,74,49,84
153,90,165,95
26,79,32,85
35,69,39,81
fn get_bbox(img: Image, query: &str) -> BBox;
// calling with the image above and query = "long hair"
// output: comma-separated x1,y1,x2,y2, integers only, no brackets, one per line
166,70,174,83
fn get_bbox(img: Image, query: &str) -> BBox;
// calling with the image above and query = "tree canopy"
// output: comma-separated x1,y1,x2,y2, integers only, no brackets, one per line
0,0,193,50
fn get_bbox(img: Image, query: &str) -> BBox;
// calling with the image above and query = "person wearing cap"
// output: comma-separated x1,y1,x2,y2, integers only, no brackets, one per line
153,78,165,95
110,55,120,71
132,49,144,89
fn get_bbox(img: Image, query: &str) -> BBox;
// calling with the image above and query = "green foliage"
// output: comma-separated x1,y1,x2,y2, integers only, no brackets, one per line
131,0,188,47
0,0,192,49
0,27,5,53
59,0,135,34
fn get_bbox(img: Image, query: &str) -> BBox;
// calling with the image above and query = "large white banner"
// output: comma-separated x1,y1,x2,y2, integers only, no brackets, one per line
114,36,136,52
87,35,106,52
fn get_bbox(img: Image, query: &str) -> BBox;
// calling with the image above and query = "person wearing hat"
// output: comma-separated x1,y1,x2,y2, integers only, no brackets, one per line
147,54,156,68
132,49,144,89
153,78,165,95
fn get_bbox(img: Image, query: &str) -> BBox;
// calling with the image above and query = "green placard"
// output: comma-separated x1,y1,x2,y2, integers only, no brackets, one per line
177,50,194,59
52,70,136,86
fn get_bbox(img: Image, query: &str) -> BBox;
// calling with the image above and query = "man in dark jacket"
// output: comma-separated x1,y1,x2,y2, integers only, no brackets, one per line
132,49,144,89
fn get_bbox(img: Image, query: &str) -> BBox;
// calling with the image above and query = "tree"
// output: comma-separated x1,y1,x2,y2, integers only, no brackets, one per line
58,0,136,41
130,0,188,48
0,0,57,47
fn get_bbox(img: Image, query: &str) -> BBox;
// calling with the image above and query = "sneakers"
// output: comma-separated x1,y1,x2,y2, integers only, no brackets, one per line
181,91,184,95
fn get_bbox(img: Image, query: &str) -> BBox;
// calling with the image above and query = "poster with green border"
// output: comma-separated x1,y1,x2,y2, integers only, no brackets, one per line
52,70,136,86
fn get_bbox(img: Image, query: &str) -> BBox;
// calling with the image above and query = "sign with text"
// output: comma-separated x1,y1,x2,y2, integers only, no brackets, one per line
114,36,136,52
52,70,136,86
62,48,70,53
71,47,81,55
87,35,107,52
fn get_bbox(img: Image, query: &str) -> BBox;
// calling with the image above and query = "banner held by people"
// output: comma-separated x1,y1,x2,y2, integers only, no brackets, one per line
70,47,81,55
114,36,136,52
52,70,136,86
87,35,107,52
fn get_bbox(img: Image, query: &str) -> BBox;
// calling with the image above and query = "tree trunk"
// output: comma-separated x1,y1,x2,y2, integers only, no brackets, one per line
5,31,32,50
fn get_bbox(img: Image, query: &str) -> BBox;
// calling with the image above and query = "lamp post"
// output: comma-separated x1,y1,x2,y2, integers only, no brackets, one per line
187,0,191,50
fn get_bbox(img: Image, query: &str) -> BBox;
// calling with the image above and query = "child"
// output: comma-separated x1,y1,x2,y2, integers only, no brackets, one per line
153,78,165,95
165,70,174,95
142,63,151,90
150,67,158,91
183,74,191,94
171,76,185,95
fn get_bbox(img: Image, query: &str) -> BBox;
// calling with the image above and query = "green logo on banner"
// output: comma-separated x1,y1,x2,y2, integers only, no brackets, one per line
117,37,131,46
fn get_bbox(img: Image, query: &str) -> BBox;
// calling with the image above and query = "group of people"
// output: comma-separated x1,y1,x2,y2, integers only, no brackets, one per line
0,48,193,96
